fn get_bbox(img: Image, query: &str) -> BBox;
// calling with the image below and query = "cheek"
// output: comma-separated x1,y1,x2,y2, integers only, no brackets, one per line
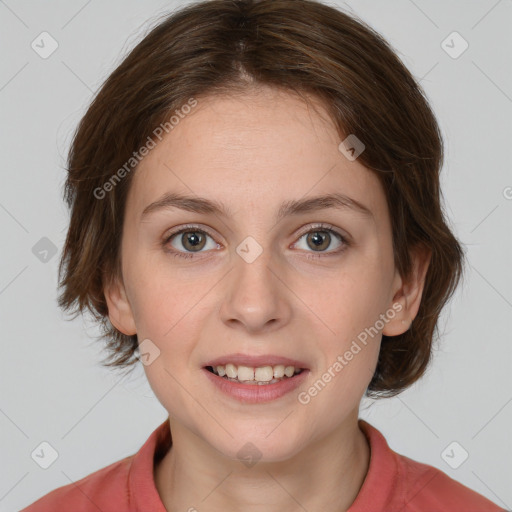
303,320,381,415
312,263,391,340
129,271,205,410
303,256,389,383
124,252,206,337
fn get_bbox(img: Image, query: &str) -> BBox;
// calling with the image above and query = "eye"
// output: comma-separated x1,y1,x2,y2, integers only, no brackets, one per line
162,222,350,260
292,223,349,259
163,225,220,259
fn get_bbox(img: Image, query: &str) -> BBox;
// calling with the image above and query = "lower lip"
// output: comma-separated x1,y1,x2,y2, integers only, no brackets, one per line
202,367,310,404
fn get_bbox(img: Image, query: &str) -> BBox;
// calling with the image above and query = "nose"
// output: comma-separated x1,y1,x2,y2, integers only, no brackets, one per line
219,245,292,334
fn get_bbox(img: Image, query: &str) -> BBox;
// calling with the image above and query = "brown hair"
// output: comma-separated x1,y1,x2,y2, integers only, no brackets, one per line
58,0,466,398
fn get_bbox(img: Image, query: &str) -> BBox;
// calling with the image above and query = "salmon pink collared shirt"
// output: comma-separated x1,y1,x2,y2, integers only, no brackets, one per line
21,419,505,511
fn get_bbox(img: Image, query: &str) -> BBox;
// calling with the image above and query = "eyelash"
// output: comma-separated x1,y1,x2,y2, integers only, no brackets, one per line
162,223,350,261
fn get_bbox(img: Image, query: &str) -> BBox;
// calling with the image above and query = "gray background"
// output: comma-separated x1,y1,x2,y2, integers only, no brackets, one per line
1,0,511,510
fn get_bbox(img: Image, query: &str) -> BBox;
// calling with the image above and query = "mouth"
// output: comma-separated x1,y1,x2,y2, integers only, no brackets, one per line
202,362,310,403
203,364,307,385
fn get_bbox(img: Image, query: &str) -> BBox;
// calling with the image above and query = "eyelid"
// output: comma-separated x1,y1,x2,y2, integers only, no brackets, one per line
163,223,219,243
295,222,337,238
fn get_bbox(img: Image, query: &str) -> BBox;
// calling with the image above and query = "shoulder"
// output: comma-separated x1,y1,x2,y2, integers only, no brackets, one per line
396,452,505,511
355,420,505,512
20,419,170,512
20,455,133,512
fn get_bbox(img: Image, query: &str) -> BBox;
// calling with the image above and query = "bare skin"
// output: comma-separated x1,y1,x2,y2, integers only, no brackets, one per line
104,86,430,511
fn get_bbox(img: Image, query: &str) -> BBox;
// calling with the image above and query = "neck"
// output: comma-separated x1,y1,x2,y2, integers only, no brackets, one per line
155,413,370,512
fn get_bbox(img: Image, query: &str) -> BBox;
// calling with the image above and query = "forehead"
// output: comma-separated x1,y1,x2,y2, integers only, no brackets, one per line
126,88,387,223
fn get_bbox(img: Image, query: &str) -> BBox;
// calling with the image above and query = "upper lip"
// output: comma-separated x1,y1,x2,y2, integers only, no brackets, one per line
203,353,310,369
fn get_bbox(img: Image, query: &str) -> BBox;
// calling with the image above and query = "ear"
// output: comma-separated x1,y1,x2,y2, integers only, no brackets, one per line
383,244,432,337
103,274,137,336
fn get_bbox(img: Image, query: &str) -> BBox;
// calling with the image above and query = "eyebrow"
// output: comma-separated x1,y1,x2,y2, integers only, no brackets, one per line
140,192,374,223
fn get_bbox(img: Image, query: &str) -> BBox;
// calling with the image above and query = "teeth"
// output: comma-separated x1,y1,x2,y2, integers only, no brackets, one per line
209,363,303,382
238,366,255,381
273,365,285,379
225,363,237,378
284,366,295,378
255,366,274,381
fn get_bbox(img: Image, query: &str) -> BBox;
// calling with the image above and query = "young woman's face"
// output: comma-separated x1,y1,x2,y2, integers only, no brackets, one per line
109,87,408,461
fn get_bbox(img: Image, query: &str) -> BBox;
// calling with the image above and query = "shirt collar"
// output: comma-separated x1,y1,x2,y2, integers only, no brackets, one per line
348,419,400,510
128,417,171,512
